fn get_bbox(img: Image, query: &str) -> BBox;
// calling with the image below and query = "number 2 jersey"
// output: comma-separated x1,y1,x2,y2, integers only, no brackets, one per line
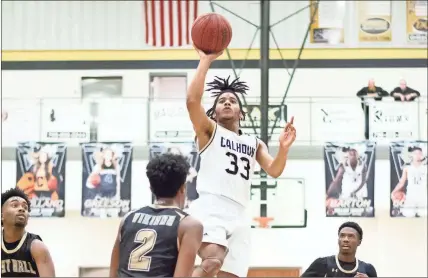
196,124,259,207
117,205,188,277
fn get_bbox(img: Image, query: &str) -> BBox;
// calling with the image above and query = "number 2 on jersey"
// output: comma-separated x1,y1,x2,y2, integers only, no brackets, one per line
225,152,250,180
128,229,157,272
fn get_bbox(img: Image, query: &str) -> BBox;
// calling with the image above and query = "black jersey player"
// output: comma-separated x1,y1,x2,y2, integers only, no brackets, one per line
1,188,55,277
109,153,203,277
301,222,377,277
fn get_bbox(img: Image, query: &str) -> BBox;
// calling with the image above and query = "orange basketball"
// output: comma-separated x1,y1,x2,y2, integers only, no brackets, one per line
191,13,232,54
47,176,58,191
90,174,101,187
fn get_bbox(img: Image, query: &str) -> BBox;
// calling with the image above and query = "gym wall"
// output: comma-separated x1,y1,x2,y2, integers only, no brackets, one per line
1,160,427,277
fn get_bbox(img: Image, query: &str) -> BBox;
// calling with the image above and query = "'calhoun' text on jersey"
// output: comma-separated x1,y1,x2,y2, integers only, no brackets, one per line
117,205,188,277
196,124,259,207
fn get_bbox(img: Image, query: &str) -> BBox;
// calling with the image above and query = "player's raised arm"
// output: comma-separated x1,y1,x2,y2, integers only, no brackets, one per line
174,216,203,277
392,167,408,194
327,165,345,196
256,117,296,178
186,48,223,140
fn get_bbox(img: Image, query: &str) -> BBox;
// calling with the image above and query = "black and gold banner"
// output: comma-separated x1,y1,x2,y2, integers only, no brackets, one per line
149,142,200,207
16,142,66,217
325,141,376,217
390,141,427,218
81,142,133,217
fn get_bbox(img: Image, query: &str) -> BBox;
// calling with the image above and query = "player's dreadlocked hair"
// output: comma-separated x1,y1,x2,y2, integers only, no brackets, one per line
205,76,249,122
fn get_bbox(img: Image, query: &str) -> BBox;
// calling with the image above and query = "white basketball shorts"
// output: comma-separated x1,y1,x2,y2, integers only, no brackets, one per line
186,192,251,277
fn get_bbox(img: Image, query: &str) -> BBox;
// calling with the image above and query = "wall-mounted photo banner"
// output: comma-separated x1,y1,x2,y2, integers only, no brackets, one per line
16,142,67,217
81,142,133,217
148,142,200,207
390,141,427,218
406,1,427,44
324,141,376,217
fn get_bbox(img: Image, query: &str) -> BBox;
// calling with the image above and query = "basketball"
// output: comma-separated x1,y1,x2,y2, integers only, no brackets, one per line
90,174,101,187
191,13,232,54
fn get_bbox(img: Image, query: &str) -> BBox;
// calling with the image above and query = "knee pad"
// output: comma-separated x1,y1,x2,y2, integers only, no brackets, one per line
199,257,223,276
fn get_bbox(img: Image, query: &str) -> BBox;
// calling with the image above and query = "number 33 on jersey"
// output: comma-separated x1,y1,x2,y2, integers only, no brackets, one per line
196,124,259,207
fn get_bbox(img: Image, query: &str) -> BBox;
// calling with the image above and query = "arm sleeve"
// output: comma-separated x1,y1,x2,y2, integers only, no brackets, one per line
301,257,327,277
365,263,378,277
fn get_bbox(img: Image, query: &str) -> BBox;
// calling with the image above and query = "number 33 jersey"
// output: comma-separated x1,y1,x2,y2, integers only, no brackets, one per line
196,124,259,207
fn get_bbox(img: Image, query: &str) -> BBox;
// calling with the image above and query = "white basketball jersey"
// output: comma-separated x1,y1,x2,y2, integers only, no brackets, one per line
196,124,259,207
406,164,427,189
342,162,365,191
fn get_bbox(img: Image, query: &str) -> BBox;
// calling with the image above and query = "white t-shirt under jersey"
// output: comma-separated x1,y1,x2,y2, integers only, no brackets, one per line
196,124,259,207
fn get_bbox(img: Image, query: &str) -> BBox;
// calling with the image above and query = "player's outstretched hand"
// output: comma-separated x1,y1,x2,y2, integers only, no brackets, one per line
354,272,368,277
194,44,223,62
279,116,296,150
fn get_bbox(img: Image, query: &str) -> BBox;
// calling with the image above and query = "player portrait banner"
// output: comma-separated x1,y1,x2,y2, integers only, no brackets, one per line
357,1,392,42
406,1,427,44
324,141,376,217
81,142,133,218
16,142,67,217
148,142,200,206
309,0,345,44
389,141,427,218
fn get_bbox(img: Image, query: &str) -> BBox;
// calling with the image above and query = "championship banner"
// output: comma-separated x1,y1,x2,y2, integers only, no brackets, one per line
369,101,419,143
148,142,200,207
16,142,66,217
357,1,392,42
309,0,345,44
389,141,427,218
81,142,133,217
324,141,376,217
406,1,427,44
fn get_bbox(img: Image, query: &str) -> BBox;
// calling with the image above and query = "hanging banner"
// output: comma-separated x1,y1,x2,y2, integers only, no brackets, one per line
41,100,91,145
81,142,133,217
358,1,392,42
149,101,212,143
148,142,200,207
369,101,419,143
16,142,66,217
389,141,427,218
309,0,345,44
324,141,376,217
406,1,427,44
310,100,365,143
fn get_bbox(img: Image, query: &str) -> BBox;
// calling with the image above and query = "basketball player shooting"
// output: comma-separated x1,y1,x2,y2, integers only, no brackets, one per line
186,48,296,278
109,153,203,277
301,222,377,277
1,188,55,277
